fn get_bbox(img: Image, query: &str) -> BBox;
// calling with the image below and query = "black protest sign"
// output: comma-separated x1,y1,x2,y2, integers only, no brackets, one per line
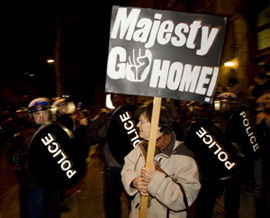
106,6,227,103
29,123,86,190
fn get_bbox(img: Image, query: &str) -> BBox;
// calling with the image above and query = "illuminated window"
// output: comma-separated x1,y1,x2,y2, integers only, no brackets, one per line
257,6,270,50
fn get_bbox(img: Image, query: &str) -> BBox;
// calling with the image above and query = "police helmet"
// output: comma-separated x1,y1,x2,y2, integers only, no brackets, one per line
53,98,75,115
214,92,237,113
28,97,52,114
52,98,67,107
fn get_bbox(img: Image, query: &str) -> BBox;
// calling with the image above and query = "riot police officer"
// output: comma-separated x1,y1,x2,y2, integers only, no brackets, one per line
8,97,61,218
187,92,256,218
52,97,76,131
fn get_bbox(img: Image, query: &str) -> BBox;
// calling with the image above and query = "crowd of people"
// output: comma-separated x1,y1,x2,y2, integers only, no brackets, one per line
0,66,270,218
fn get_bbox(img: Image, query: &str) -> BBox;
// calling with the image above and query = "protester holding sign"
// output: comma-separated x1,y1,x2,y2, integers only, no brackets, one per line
121,101,201,217
8,97,61,218
106,6,227,218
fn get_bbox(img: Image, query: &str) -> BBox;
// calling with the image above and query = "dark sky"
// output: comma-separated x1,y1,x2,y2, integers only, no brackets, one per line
3,0,129,75
1,0,130,108
1,1,56,107
4,1,56,74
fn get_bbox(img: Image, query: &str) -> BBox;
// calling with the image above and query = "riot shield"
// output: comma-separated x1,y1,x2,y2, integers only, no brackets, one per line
107,105,141,165
28,123,86,190
186,118,241,180
226,107,260,159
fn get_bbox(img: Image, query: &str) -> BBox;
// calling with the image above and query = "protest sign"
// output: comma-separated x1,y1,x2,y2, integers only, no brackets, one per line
106,6,227,103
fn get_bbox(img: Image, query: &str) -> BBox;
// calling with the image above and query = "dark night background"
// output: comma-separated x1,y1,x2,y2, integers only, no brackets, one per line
1,0,129,110
3,1,57,100
1,0,269,111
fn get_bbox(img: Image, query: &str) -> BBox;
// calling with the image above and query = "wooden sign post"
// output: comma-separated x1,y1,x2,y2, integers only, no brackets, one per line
139,97,162,218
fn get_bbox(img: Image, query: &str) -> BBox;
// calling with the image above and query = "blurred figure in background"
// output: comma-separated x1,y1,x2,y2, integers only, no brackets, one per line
0,108,16,143
52,97,76,131
84,94,130,218
14,107,31,132
227,77,247,107
252,62,270,98
52,97,90,136
75,109,91,129
254,91,270,218
52,97,90,212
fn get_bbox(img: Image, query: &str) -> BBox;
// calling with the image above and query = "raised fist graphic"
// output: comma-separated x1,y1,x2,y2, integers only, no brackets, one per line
125,49,152,82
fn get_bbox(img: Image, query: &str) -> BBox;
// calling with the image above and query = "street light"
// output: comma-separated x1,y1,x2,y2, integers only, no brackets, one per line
224,61,235,67
46,58,62,97
47,59,55,63
224,59,238,68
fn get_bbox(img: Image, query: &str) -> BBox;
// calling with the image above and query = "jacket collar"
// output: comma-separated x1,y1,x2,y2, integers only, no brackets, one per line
158,132,176,158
